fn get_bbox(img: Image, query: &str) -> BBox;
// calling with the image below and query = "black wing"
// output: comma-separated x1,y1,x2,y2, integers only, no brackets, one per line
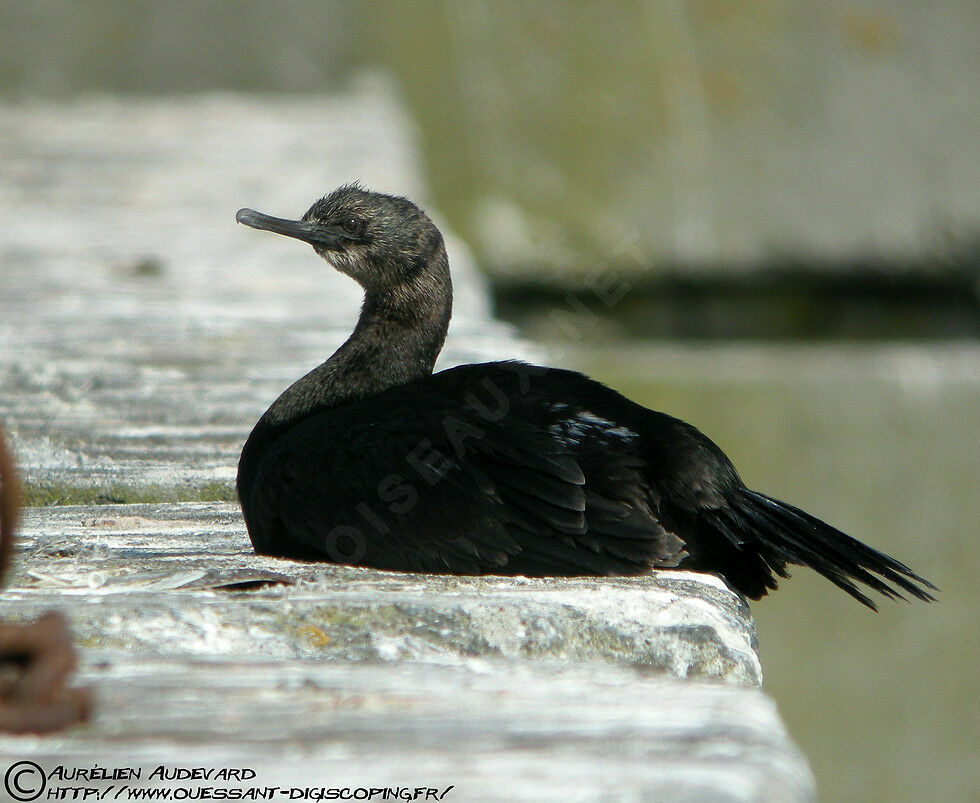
239,363,686,575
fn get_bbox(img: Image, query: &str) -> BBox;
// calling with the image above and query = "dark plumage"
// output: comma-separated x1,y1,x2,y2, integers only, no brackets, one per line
235,184,936,610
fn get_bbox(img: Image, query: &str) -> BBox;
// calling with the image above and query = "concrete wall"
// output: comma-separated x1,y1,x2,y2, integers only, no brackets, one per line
384,1,980,277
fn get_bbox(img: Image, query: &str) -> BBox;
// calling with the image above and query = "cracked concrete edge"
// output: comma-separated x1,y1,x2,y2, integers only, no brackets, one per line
8,502,762,684
0,655,814,802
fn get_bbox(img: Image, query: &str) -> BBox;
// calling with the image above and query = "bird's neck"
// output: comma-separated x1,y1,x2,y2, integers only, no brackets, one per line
258,267,452,430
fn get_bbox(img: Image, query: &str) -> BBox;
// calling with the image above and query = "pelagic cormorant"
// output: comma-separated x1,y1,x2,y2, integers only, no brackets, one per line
235,184,936,609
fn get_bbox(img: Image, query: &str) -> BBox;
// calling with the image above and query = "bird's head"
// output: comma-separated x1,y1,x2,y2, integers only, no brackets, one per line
236,184,447,294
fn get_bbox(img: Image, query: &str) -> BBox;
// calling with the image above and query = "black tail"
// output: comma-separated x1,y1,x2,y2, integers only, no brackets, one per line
704,488,937,610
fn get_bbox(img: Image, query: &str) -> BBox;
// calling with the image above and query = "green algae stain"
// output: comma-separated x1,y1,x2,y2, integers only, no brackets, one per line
24,480,237,507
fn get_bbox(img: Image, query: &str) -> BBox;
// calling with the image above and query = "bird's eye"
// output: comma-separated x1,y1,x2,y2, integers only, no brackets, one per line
342,216,361,235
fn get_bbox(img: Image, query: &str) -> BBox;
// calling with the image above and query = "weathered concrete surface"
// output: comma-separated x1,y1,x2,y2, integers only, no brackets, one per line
11,504,760,684
3,657,812,802
0,504,815,801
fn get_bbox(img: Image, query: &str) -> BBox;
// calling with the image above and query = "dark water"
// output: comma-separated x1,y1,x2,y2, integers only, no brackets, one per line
565,342,978,802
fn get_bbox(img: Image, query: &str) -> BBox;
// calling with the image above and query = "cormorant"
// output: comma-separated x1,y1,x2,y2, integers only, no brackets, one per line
235,184,936,610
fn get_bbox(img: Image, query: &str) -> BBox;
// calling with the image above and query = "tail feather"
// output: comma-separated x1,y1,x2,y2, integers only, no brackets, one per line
726,489,937,610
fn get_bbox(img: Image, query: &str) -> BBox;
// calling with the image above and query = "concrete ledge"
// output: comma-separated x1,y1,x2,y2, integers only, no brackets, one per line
10,656,812,803
0,503,816,800
13,503,760,684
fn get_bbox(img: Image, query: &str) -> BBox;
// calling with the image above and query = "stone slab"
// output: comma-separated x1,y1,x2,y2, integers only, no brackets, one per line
1,656,813,803
9,504,760,684
0,505,813,801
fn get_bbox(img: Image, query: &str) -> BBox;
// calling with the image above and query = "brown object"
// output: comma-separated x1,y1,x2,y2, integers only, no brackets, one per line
0,424,92,733
0,423,19,583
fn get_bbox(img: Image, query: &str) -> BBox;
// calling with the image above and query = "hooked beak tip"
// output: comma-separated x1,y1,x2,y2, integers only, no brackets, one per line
236,208,260,227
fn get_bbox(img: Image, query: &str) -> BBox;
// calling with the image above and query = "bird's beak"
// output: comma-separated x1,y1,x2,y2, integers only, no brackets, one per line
236,208,344,250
